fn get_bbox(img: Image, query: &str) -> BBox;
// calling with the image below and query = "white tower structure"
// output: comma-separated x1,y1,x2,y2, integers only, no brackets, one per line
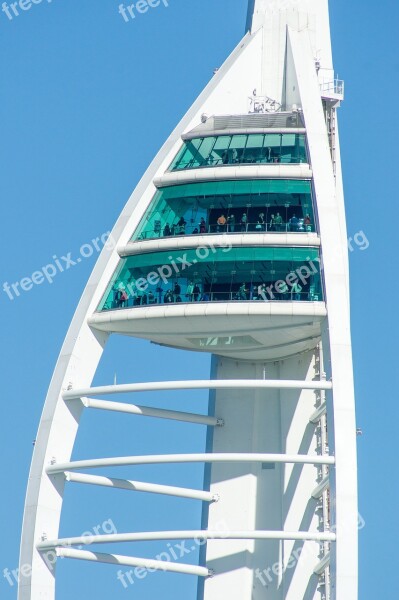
19,1,358,599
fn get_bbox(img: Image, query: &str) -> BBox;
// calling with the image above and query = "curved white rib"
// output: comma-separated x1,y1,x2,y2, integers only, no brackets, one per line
18,26,260,600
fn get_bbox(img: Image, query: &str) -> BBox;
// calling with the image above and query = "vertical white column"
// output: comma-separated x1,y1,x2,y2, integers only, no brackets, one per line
201,351,322,600
288,26,358,600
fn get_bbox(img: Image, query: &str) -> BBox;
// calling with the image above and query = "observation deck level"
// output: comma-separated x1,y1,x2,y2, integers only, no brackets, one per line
90,112,324,360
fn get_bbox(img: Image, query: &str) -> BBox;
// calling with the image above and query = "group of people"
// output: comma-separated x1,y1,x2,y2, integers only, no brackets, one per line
147,211,312,239
233,282,303,301
165,281,203,303
160,216,208,237
113,281,205,308
112,278,309,309
220,146,283,165
215,212,312,233
162,216,188,237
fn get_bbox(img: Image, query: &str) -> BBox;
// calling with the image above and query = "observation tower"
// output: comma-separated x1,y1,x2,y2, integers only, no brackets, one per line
19,1,358,599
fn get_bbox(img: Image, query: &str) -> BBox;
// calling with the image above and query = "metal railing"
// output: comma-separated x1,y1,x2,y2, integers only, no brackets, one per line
320,78,344,97
172,154,307,170
105,290,321,311
137,220,314,239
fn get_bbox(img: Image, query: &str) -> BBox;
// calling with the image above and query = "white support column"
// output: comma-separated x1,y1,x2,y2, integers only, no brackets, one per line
288,24,358,600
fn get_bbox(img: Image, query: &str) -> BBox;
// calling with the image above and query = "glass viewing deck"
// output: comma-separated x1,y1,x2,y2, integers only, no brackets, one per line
170,133,308,170
132,179,316,241
99,247,323,311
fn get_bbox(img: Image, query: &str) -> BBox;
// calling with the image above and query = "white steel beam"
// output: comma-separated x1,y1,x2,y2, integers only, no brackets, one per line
38,530,337,550
47,453,335,475
53,548,211,577
79,397,222,427
65,472,216,502
63,379,332,400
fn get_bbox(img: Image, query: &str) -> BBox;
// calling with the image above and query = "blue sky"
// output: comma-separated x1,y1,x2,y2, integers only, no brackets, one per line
0,0,397,598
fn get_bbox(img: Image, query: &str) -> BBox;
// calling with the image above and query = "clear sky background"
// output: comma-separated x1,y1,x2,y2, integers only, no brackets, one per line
0,0,398,598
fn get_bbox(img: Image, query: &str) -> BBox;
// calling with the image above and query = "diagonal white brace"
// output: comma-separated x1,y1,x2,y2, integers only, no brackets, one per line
53,548,211,577
65,472,217,502
78,397,222,427
309,403,327,424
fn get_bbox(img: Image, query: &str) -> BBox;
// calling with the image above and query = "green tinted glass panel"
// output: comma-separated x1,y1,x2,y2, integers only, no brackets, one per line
246,134,265,148
195,138,216,166
281,134,296,146
169,133,308,170
265,134,281,148
99,247,322,311
171,138,203,170
213,136,232,150
231,135,247,149
132,179,316,240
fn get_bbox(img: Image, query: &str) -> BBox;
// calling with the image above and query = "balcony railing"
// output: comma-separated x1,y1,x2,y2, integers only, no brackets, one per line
104,290,322,311
320,79,344,99
138,220,314,239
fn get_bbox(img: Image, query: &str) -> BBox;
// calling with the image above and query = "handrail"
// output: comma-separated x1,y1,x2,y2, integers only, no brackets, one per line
103,290,322,310
172,155,308,170
137,221,315,239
